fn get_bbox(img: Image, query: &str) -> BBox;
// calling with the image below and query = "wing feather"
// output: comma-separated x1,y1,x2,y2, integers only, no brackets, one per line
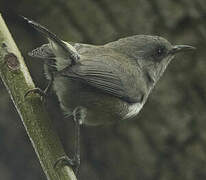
62,58,143,103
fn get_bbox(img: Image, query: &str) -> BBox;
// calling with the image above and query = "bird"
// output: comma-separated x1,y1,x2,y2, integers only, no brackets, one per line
23,16,195,175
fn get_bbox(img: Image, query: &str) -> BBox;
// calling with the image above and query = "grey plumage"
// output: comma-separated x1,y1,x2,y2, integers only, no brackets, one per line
25,17,195,125
22,16,79,63
28,44,55,59
61,57,144,103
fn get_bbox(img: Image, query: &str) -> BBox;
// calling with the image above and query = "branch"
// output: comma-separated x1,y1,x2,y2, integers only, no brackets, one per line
0,14,76,180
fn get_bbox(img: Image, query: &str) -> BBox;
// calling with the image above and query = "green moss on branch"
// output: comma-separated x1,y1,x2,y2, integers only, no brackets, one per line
0,14,76,180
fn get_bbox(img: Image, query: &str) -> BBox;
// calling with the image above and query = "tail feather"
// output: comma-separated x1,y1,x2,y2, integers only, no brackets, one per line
28,44,55,59
22,16,80,65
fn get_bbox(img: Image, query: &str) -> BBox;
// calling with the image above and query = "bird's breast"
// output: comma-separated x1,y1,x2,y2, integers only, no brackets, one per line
53,76,144,126
123,102,144,119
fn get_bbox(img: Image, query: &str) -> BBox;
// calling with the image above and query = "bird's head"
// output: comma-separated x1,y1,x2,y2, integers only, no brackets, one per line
113,35,195,85
136,35,195,84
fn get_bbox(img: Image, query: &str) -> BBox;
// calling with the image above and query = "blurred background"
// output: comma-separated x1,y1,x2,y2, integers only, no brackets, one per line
0,0,206,180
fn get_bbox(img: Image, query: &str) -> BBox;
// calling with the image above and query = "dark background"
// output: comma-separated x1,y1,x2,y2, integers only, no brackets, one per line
0,0,206,180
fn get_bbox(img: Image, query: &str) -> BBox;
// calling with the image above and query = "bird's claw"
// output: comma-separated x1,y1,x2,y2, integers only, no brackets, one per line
54,155,80,174
24,87,47,101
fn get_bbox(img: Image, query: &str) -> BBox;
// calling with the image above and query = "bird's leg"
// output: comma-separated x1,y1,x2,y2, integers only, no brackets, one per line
54,106,86,177
24,73,54,100
72,106,82,175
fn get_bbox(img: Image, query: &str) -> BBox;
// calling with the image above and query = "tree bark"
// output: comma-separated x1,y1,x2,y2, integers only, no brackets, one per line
0,13,76,180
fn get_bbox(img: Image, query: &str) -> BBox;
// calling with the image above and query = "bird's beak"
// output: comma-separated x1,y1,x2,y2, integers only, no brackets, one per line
169,45,196,54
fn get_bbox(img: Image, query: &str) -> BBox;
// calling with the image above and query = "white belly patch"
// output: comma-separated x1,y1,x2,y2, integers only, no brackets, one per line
124,102,144,119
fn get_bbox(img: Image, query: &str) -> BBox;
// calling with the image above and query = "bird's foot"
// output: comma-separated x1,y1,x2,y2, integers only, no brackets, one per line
54,155,80,175
24,87,47,101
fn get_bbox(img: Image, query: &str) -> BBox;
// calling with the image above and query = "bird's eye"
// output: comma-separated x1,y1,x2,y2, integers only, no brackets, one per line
156,47,165,57
151,46,167,62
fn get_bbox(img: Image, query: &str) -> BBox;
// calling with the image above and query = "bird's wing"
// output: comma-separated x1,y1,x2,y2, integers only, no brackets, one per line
61,56,144,103
22,16,79,64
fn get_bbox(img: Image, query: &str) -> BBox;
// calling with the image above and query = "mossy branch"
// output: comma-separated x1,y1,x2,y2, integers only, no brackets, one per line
0,14,77,180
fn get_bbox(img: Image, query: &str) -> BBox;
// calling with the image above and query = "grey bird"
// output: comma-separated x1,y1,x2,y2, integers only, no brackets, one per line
23,16,195,175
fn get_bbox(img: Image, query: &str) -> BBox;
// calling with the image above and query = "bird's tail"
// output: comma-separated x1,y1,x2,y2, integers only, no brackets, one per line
22,16,79,70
